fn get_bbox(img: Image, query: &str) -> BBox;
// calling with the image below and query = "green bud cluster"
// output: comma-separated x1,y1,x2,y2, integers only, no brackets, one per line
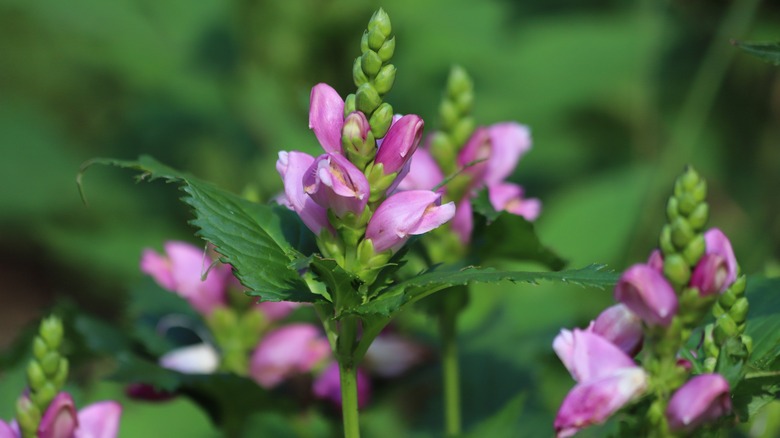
659,166,709,290
344,8,396,139
208,307,266,375
17,316,69,438
430,66,475,176
703,272,751,372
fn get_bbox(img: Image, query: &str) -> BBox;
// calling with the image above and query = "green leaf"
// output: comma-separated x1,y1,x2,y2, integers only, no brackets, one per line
471,190,566,270
78,155,317,302
350,264,619,316
745,276,780,370
733,40,780,66
461,393,526,437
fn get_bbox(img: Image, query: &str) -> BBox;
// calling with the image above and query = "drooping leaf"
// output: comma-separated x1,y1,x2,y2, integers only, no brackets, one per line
733,40,780,66
78,155,317,302
350,264,618,316
471,190,566,270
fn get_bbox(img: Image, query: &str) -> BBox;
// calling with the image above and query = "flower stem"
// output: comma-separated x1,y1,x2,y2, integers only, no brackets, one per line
338,361,361,438
440,302,461,437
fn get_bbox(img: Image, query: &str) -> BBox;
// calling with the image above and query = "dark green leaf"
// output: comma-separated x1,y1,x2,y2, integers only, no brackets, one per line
461,393,526,437
78,155,317,302
745,277,780,370
715,337,749,388
732,371,780,422
350,264,619,316
733,40,780,66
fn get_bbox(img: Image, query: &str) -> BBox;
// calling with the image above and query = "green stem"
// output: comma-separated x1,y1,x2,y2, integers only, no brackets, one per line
440,303,461,437
339,361,362,438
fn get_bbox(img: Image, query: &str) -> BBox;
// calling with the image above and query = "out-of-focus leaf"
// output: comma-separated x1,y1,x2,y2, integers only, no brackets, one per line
351,264,618,316
471,190,566,270
78,155,317,303
733,40,780,66
461,393,526,437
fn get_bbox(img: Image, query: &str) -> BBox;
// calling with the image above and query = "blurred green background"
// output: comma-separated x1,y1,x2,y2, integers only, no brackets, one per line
1,0,778,436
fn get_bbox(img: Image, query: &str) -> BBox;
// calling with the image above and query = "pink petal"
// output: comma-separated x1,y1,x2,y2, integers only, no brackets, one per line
303,153,370,218
139,249,176,291
366,190,455,253
553,329,637,383
589,304,643,357
309,83,344,154
375,114,424,175
484,122,531,185
163,241,229,315
395,147,444,191
614,264,678,327
487,182,541,221
256,301,301,321
249,324,331,389
277,151,332,235
75,401,122,438
0,420,16,438
450,198,473,244
666,374,731,432
38,393,78,438
647,249,664,273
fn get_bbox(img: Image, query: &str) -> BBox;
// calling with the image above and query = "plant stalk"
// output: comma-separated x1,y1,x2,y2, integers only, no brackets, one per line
338,361,361,438
440,303,461,437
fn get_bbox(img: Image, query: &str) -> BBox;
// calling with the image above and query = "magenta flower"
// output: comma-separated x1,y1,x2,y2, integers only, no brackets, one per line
457,122,531,186
303,153,370,218
487,182,541,221
374,114,424,175
249,324,331,389
309,83,345,154
554,367,648,438
553,329,637,383
690,229,737,295
614,264,678,327
366,190,456,253
1,392,123,438
450,199,473,244
395,148,444,192
313,362,371,409
276,151,333,235
589,304,643,357
647,249,664,273
159,343,220,374
256,301,301,321
666,374,731,433
140,241,232,315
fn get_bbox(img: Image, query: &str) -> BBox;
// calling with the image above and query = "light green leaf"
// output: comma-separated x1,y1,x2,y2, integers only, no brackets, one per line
351,264,618,316
734,40,780,66
78,155,317,302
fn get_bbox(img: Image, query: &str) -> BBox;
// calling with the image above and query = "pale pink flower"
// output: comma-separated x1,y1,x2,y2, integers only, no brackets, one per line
249,324,331,389
614,264,678,326
666,374,731,432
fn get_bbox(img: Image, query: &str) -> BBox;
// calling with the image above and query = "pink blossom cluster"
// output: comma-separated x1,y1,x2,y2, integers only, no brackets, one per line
0,393,121,438
553,228,737,436
277,83,455,253
397,123,541,243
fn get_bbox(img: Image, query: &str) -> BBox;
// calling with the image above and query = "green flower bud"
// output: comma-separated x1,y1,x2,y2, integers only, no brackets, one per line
447,66,473,98
53,358,68,389
361,50,382,77
367,28,385,51
33,337,47,359
659,225,676,256
369,103,393,139
41,317,63,350
344,94,357,116
703,357,717,372
663,254,691,286
40,351,60,375
451,117,475,150
714,315,738,344
357,238,377,265
373,64,396,95
31,383,57,411
27,362,46,390
680,166,701,191
730,297,749,324
677,193,698,217
712,301,725,318
454,90,474,114
666,197,680,222
240,310,265,349
439,100,458,131
741,334,753,354
682,234,706,267
719,288,737,308
353,58,368,87
360,31,369,53
356,83,381,115
692,180,707,203
368,8,392,39
429,132,457,174
687,202,709,231
208,307,238,334
731,274,747,295
317,232,346,265
377,37,395,62
670,217,694,249
16,397,41,438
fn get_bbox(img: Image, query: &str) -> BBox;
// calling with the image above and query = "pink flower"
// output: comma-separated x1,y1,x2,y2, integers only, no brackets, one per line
395,148,444,192
249,324,331,389
457,123,531,187
554,368,648,438
140,241,232,315
276,151,333,235
647,249,664,273
303,153,370,218
487,182,541,221
450,199,473,244
588,304,643,357
363,333,427,378
309,83,345,154
256,301,301,321
366,190,456,253
553,329,637,383
159,343,220,374
666,374,731,432
374,114,424,175
7,392,123,438
313,362,371,409
614,264,678,327
690,229,737,295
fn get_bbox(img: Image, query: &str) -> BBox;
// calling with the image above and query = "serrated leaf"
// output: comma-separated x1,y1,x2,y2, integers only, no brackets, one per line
350,264,618,316
79,155,317,302
734,40,780,66
745,276,780,370
471,190,566,270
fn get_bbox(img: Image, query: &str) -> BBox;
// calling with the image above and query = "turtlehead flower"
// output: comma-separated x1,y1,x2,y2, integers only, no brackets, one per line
554,368,648,438
1,392,122,438
552,329,647,437
374,114,424,175
690,229,737,295
249,324,331,389
614,264,678,327
647,249,664,273
589,304,643,357
159,343,220,374
365,190,456,253
140,241,232,315
276,151,332,235
309,83,345,154
395,148,443,192
450,199,473,244
256,301,301,321
313,362,371,409
666,374,731,433
457,123,531,186
303,153,370,218
487,182,541,222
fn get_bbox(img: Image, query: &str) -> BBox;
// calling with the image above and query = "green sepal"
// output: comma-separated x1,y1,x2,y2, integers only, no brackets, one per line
659,225,675,256
344,94,357,117
361,50,382,77
369,102,393,139
40,317,63,350
373,64,396,95
682,234,706,266
356,83,381,115
367,8,391,38
15,397,41,438
377,37,395,62
663,254,691,287
352,58,368,87
687,202,709,230
670,217,694,249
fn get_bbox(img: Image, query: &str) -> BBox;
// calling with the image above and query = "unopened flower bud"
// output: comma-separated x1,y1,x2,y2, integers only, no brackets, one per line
368,8,392,38
730,297,749,324
713,315,738,344
589,304,643,356
451,117,475,148
664,254,691,287
361,50,382,77
670,217,694,249
682,234,706,267
366,190,455,253
667,197,680,221
367,28,385,51
374,64,396,95
38,392,78,438
344,94,357,116
40,318,63,350
678,193,698,216
378,37,395,62
615,264,678,326
356,83,381,115
659,225,676,256
309,83,346,154
369,103,393,139
352,58,368,87
688,203,709,230
666,374,730,433
690,253,729,296
374,114,424,176
40,352,60,376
